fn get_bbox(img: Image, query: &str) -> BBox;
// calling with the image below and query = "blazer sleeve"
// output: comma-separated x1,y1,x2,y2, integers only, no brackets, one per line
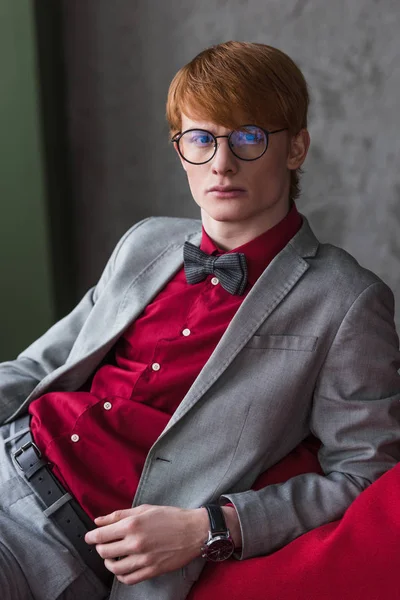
221,281,400,560
0,219,150,424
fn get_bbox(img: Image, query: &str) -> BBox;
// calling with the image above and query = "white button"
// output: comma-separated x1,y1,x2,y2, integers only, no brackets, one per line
211,277,219,286
152,362,161,371
103,401,112,410
71,434,80,443
182,328,191,337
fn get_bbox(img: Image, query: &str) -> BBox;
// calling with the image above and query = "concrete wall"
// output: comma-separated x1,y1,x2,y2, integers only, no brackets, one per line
62,0,400,332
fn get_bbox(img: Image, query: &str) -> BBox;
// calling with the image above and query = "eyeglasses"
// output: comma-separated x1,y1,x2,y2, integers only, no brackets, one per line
172,125,287,165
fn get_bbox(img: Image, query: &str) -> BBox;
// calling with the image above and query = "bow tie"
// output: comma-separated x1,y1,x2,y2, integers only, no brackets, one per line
183,241,248,295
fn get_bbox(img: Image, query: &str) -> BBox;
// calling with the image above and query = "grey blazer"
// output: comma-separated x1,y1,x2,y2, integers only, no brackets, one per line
1,216,400,600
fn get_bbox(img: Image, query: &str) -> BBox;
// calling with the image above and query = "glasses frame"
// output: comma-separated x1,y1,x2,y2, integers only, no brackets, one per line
171,125,288,165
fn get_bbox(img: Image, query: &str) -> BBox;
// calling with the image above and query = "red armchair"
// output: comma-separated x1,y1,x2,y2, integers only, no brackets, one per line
189,437,400,600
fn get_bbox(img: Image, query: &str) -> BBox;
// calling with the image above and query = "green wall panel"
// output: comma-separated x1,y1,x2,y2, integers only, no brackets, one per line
0,0,54,361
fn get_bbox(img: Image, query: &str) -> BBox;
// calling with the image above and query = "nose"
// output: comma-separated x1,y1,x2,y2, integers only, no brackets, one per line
211,137,239,175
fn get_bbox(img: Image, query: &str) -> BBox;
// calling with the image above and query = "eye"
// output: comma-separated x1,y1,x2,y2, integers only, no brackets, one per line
233,127,265,146
187,131,214,146
245,132,257,141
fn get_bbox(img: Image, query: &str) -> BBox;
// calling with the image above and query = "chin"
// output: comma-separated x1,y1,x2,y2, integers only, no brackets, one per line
198,199,249,223
204,212,253,226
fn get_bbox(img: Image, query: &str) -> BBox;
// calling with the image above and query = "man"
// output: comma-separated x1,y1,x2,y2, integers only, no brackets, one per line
1,41,399,600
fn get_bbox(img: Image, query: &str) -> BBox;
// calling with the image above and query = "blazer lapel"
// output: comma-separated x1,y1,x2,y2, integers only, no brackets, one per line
113,242,187,335
162,217,319,432
79,239,190,355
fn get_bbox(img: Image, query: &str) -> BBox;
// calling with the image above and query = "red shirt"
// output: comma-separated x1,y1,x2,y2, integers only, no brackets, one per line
29,206,302,519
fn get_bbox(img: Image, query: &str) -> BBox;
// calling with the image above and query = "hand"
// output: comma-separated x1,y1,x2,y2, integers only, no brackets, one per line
84,504,210,585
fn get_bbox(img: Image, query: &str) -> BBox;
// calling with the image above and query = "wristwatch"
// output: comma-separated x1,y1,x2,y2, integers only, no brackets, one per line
201,504,235,562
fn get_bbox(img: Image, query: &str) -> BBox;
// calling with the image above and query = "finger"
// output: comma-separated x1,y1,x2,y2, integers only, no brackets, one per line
94,509,134,525
95,540,133,560
116,566,157,586
104,554,149,577
85,519,128,545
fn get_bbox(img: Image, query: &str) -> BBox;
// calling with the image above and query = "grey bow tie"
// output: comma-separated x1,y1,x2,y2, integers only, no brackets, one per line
183,241,248,295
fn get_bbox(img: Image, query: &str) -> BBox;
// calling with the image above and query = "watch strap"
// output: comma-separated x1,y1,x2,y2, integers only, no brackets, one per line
204,504,228,535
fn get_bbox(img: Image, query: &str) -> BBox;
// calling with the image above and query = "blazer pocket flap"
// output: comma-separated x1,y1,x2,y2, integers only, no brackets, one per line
246,334,318,351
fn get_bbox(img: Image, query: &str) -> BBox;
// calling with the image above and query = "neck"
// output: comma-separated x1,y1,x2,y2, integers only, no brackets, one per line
201,203,291,251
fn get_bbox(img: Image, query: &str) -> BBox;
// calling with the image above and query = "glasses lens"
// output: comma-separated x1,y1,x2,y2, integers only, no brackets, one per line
179,130,216,164
229,126,267,160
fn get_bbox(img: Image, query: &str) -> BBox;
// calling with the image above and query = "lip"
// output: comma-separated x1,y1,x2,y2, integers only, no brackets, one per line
207,185,247,198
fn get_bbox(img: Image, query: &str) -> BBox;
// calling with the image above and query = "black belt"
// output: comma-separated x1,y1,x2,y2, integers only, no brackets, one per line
11,416,112,587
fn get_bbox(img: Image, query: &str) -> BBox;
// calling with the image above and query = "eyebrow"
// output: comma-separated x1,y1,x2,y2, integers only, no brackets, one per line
184,124,230,134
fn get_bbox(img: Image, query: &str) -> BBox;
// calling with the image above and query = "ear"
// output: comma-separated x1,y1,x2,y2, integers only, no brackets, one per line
287,129,310,171
174,142,188,172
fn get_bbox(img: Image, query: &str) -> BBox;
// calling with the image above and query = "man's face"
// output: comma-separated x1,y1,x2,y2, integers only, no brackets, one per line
175,113,309,240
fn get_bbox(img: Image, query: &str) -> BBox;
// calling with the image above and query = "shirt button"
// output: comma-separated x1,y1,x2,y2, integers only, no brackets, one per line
152,362,161,371
103,401,112,410
71,434,80,443
182,328,191,337
211,277,219,286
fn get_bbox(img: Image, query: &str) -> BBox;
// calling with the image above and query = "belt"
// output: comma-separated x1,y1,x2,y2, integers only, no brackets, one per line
10,415,112,587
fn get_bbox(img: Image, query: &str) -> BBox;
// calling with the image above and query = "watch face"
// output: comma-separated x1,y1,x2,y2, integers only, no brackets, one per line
206,537,234,562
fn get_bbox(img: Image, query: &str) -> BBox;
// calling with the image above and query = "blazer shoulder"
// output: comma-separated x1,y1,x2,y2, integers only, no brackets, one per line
314,241,390,298
292,216,389,298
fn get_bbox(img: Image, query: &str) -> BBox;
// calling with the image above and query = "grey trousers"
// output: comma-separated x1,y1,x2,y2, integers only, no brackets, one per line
0,422,111,600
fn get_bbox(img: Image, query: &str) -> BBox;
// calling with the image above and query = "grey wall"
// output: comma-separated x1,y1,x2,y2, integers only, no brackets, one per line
61,0,400,332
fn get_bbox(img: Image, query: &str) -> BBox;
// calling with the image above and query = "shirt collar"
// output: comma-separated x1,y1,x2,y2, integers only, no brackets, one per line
200,203,302,287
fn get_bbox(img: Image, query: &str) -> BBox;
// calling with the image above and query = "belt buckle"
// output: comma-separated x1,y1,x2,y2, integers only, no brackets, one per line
14,441,42,470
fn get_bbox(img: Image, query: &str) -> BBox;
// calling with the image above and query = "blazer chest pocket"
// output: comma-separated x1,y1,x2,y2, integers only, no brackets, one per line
245,334,318,352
